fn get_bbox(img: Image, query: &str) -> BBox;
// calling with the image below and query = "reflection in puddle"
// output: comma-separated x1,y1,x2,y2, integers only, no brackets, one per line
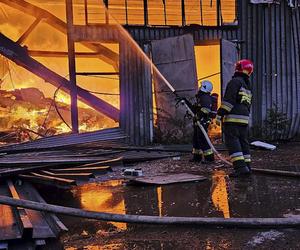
211,170,230,218
157,186,163,217
78,180,126,230
66,171,231,224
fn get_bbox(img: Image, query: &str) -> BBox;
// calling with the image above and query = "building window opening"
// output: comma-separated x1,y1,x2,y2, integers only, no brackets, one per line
194,43,222,139
72,0,237,27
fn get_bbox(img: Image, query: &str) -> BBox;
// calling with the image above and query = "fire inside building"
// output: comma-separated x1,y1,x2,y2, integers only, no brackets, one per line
0,1,300,249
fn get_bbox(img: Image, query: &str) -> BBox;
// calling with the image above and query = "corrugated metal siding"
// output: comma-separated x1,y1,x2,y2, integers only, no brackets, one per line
125,0,300,139
119,40,153,145
126,26,238,42
239,1,300,138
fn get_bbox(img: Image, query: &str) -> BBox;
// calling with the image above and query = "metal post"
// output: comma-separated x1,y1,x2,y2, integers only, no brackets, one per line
143,0,148,26
181,0,185,26
84,0,88,25
162,0,167,25
66,0,79,133
103,0,109,24
200,0,203,25
125,0,128,24
217,0,222,26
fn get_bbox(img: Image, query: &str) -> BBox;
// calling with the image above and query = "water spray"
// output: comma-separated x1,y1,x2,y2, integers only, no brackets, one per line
96,3,232,166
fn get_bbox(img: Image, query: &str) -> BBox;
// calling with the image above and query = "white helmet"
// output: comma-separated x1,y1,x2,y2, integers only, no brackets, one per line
199,80,213,93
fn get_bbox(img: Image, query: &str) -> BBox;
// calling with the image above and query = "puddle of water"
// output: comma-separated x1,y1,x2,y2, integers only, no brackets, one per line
40,172,300,249
43,170,300,222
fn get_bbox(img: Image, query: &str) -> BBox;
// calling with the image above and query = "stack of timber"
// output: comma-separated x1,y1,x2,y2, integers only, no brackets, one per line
0,180,67,249
0,134,182,188
0,131,184,247
0,156,121,189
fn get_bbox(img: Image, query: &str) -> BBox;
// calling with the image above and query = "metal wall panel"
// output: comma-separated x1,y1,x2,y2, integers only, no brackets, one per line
119,40,153,145
220,39,238,96
238,1,300,138
151,34,198,136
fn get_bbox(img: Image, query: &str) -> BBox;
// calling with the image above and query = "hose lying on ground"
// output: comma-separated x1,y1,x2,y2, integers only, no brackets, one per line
0,196,299,228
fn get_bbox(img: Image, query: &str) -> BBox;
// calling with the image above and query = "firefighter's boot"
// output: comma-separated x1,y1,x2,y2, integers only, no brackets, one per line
203,154,215,164
230,165,251,177
189,154,202,162
202,149,214,163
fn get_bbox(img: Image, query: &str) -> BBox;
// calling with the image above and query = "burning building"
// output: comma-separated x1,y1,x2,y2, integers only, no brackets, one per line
0,0,300,145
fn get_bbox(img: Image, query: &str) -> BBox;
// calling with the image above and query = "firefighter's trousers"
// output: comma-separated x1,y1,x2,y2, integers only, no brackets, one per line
223,123,251,169
192,122,214,161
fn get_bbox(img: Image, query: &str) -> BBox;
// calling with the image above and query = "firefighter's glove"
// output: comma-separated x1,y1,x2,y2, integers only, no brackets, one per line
193,114,199,123
215,115,222,126
175,97,186,107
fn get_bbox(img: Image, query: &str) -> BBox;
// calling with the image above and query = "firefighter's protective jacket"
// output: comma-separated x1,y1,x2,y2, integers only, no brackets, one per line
194,91,212,120
217,72,252,125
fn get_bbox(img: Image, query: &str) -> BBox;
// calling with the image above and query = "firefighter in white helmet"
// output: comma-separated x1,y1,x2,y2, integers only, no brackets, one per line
190,80,216,163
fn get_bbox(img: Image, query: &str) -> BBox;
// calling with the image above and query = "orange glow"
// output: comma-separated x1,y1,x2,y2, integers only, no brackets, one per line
79,181,127,230
222,0,237,24
156,186,163,216
194,44,221,138
211,170,230,218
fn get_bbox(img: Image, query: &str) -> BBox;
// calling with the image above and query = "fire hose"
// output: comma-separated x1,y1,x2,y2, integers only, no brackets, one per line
0,196,300,228
156,70,232,166
178,98,232,166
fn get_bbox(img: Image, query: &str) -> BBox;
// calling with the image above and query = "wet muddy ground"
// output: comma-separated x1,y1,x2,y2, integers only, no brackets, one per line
40,142,300,249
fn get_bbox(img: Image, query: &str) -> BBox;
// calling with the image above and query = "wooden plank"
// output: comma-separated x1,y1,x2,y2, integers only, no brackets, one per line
0,156,114,167
15,182,67,238
6,180,33,238
0,164,55,178
39,170,94,181
29,173,76,185
77,157,123,167
130,173,207,185
122,152,181,163
23,182,68,233
0,183,22,241
18,174,75,189
49,166,111,175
